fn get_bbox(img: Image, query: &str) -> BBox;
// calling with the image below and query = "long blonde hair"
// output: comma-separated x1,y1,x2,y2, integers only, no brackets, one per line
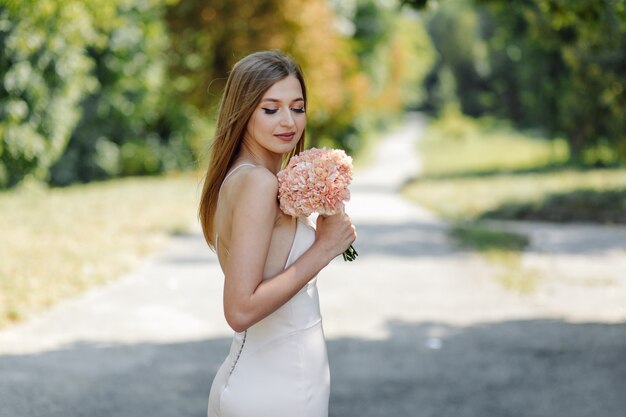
198,50,307,250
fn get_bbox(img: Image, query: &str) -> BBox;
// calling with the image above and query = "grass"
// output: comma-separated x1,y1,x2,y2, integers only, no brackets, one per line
449,224,530,252
0,171,203,328
450,223,540,293
403,108,626,223
490,255,542,294
404,168,626,222
418,113,570,178
481,188,626,223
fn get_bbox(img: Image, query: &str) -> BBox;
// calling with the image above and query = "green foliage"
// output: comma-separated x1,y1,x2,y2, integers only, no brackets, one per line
0,1,100,186
422,1,488,114
166,0,364,152
394,14,435,108
352,0,395,62
352,1,435,108
448,223,540,294
400,0,429,9
0,0,203,188
479,0,626,162
404,110,626,224
48,0,200,185
420,0,626,164
419,106,570,177
167,0,434,154
1,0,434,188
450,224,530,252
481,188,626,224
322,0,435,150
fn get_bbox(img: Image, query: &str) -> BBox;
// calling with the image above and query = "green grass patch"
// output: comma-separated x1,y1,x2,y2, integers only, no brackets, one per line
490,254,542,294
449,223,540,293
403,108,626,223
481,188,626,223
0,172,203,328
449,224,530,252
404,169,626,222
418,105,570,177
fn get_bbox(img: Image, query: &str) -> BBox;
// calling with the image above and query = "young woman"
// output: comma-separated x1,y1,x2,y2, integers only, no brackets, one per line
199,50,356,417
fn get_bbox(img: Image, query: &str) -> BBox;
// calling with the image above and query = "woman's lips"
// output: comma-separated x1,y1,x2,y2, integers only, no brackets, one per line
275,132,296,141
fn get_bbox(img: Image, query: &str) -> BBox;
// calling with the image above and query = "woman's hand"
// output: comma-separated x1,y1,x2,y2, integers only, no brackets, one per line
314,212,357,261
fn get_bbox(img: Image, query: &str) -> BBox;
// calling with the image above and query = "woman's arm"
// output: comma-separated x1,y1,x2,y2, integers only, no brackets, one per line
222,167,354,333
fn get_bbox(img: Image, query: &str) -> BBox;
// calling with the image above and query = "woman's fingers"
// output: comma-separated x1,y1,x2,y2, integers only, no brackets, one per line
315,212,357,257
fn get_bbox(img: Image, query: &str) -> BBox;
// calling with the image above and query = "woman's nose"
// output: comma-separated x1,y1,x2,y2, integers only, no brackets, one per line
280,108,295,127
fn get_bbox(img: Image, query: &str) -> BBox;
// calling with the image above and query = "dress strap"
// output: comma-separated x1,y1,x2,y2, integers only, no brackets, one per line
223,163,257,183
218,163,257,196
216,163,257,255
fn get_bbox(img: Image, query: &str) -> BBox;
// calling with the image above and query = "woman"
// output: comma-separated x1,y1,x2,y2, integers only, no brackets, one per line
199,50,356,417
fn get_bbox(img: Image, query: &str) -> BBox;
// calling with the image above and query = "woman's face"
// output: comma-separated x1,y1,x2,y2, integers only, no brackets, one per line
244,75,306,156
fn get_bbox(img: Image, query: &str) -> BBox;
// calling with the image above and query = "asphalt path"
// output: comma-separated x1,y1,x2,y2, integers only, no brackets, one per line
1,114,625,417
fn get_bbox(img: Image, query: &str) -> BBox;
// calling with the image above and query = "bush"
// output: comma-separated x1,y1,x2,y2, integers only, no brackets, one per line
1,0,204,188
481,188,626,224
0,0,101,186
49,0,202,185
422,0,626,164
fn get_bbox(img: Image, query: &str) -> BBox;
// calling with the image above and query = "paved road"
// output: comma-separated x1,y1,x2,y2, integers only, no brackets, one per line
1,114,625,417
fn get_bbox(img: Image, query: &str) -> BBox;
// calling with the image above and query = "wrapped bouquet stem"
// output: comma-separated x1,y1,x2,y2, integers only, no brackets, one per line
277,148,359,262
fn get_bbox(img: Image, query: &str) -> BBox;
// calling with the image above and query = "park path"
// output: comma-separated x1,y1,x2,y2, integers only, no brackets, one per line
1,113,625,417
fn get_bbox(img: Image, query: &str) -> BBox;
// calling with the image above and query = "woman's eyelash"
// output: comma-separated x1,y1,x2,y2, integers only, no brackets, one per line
262,108,306,114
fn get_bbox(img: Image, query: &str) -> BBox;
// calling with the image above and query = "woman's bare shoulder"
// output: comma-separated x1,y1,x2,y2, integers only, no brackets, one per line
234,165,276,191
225,165,278,206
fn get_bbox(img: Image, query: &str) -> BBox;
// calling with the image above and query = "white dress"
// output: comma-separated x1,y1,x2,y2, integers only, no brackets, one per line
207,165,330,417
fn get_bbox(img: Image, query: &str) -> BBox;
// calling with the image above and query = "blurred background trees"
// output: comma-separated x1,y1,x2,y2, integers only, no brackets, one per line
419,0,626,165
1,0,625,189
0,0,200,187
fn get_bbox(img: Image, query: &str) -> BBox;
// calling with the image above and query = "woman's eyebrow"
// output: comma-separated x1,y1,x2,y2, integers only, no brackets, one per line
261,98,305,103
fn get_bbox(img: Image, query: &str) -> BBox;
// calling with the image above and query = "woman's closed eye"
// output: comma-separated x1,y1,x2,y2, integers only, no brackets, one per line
262,107,305,115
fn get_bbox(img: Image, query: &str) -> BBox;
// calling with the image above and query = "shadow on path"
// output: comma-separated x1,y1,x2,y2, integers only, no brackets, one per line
352,221,455,258
2,319,624,417
165,222,458,260
413,163,624,182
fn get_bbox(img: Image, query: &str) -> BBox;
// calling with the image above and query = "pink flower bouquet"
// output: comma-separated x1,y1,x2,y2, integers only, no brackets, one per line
277,147,358,261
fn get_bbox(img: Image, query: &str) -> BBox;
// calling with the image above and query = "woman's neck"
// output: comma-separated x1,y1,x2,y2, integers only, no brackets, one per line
237,146,282,175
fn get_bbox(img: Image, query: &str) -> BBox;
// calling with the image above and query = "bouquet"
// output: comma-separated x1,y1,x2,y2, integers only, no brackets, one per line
277,147,358,261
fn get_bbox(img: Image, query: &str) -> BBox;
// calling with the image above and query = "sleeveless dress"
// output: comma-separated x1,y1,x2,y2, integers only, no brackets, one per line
207,164,330,417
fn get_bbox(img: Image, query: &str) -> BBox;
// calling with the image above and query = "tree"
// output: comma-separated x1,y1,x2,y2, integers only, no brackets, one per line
49,0,189,184
166,0,370,151
0,0,106,186
0,0,202,187
418,0,626,163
